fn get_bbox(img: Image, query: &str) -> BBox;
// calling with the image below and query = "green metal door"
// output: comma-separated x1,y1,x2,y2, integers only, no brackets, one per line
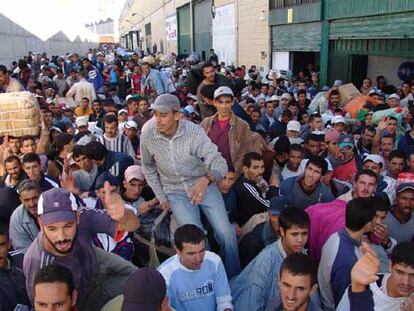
177,5,191,54
193,0,212,61
271,22,322,52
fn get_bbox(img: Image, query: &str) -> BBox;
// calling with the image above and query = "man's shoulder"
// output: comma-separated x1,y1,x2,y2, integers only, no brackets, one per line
157,255,180,283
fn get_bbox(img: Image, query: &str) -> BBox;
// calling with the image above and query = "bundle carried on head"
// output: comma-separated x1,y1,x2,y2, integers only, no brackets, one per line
0,91,40,137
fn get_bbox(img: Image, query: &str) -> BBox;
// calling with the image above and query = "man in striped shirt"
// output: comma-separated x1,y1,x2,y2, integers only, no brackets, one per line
97,114,136,159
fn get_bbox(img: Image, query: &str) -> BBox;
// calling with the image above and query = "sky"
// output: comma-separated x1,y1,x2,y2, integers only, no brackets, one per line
0,0,125,41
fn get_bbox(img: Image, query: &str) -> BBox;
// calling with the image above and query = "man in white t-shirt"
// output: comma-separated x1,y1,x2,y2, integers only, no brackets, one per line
0,64,24,92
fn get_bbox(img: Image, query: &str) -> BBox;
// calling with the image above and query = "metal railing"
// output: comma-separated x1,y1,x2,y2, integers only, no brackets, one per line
270,0,320,10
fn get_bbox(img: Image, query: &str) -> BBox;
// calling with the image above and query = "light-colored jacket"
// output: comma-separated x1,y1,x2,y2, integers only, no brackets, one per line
140,119,228,203
9,205,39,253
66,78,97,106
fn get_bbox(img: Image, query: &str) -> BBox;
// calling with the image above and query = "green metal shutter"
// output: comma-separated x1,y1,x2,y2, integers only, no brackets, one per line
177,5,191,54
330,12,414,40
193,0,212,61
271,22,322,51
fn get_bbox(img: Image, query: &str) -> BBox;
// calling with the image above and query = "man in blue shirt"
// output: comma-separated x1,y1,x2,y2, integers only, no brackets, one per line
230,208,310,311
158,224,233,311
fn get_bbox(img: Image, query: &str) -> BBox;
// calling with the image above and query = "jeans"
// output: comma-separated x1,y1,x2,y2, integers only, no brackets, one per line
167,184,241,278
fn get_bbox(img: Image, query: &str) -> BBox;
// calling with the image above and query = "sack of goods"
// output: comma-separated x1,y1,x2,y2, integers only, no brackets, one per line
0,91,40,137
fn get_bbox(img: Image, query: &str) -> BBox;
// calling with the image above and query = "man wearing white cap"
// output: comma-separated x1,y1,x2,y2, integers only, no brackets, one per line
201,86,254,176
74,116,91,142
123,121,140,156
140,94,241,278
387,93,400,108
331,115,346,134
286,120,303,145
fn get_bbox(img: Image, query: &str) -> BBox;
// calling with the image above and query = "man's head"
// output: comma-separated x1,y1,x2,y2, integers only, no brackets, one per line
22,152,42,182
388,94,400,108
55,133,75,156
331,115,346,133
388,242,414,297
337,134,355,161
8,136,21,154
124,120,138,140
286,121,301,139
324,128,340,156
4,155,22,181
138,98,149,114
20,136,37,154
174,224,206,270
0,222,11,269
72,145,93,172
151,94,181,137
37,189,79,256
287,144,303,172
279,253,318,311
386,116,398,135
265,101,275,117
83,141,107,166
329,90,340,107
361,126,375,147
80,97,89,109
242,152,264,183
279,209,310,255
281,110,293,125
388,151,405,179
304,134,322,156
95,172,119,204
213,86,234,120
18,180,41,217
395,183,414,218
202,63,216,83
103,114,118,138
288,102,298,117
353,169,378,198
250,108,261,125
302,157,327,189
218,169,236,194
297,89,307,105
92,100,102,113
123,165,145,200
0,65,10,86
33,264,77,311
380,135,394,158
127,97,139,114
121,268,169,311
345,198,376,234
408,152,414,173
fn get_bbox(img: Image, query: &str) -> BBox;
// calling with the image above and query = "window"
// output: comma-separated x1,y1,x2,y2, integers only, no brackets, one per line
270,0,320,10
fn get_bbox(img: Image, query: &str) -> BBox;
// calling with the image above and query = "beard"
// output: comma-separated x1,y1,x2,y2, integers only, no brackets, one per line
43,231,77,255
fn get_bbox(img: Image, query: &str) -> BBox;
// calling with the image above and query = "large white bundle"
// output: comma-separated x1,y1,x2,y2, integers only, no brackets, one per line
0,91,40,137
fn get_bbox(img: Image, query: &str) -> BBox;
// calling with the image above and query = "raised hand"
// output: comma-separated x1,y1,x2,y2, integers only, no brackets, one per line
103,181,125,221
350,242,380,293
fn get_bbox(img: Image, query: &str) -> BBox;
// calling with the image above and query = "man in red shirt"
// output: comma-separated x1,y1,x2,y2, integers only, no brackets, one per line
332,134,358,184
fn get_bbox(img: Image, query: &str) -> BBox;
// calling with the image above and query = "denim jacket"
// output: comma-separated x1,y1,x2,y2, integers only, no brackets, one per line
230,239,287,311
9,205,39,253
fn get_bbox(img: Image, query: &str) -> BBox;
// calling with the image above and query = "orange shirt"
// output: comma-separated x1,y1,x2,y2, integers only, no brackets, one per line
74,106,93,117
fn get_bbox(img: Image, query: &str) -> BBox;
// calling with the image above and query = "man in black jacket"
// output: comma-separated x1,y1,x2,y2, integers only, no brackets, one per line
234,152,279,237
0,221,31,310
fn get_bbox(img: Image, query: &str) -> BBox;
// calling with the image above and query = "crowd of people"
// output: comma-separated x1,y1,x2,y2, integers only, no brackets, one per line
0,47,413,311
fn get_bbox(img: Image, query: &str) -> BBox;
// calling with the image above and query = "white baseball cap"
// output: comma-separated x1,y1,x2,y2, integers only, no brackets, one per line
331,115,346,124
214,86,234,100
125,120,138,129
287,120,301,132
388,93,400,100
363,154,385,167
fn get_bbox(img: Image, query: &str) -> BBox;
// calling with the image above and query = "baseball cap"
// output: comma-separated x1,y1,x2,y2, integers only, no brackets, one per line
37,188,79,225
324,128,341,143
75,116,89,128
150,94,180,113
118,109,128,115
124,165,145,183
186,93,197,101
213,86,234,100
121,268,166,311
125,120,138,129
333,80,343,87
280,93,291,101
95,172,119,190
184,105,195,114
388,93,400,100
338,134,354,149
97,52,104,56
396,183,414,194
363,154,384,167
331,115,346,124
266,95,279,103
287,120,300,132
180,108,190,117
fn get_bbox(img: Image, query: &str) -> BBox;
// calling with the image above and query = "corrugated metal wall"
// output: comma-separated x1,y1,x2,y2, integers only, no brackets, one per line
271,22,321,51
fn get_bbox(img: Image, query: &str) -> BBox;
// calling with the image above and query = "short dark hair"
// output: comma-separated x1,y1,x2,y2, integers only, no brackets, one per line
305,156,327,176
34,264,75,298
22,152,41,165
371,196,390,213
304,133,323,144
362,125,376,134
280,253,317,286
127,97,139,105
4,155,21,166
389,150,405,162
289,144,303,154
279,208,310,231
81,97,89,103
345,198,376,232
309,113,321,122
242,152,263,168
297,89,307,96
202,63,215,73
281,110,293,118
72,145,85,159
83,141,107,161
20,135,35,143
355,169,379,183
0,221,8,239
104,113,118,125
390,242,414,268
18,179,41,194
0,65,7,74
380,134,394,143
174,224,205,251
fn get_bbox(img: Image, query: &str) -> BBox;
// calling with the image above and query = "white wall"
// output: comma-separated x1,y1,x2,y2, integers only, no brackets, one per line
367,55,414,87
0,14,97,67
213,3,236,66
